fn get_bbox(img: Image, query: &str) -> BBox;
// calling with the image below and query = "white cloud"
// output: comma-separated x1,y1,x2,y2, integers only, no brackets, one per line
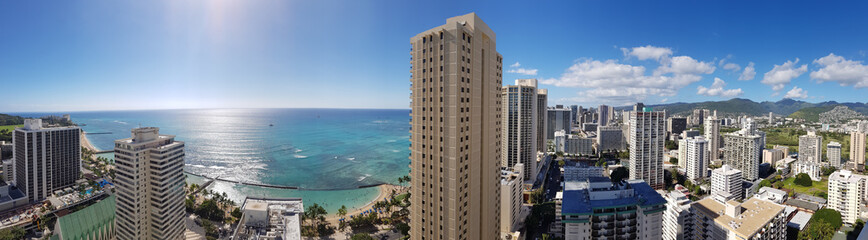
761,59,807,91
784,86,808,99
621,45,673,61
653,56,716,76
696,78,743,97
722,63,741,72
507,68,538,75
541,56,712,104
506,62,537,75
810,53,868,88
739,62,756,81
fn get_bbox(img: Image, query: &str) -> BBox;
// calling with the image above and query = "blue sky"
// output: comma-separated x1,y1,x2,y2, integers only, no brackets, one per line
1,1,867,112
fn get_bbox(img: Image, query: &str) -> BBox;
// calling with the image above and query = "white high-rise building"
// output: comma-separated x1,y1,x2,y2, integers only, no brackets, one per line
13,119,81,202
500,164,524,236
629,108,666,189
114,127,186,239
410,13,502,239
722,120,764,181
502,79,539,181
554,130,567,153
711,165,743,200
685,137,708,181
677,138,688,169
828,141,842,168
828,170,868,224
799,131,823,163
704,115,720,165
663,191,693,240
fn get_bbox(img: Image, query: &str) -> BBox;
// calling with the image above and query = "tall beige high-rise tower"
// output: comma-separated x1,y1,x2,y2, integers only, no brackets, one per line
115,127,186,240
409,13,502,240
851,122,867,170
704,115,720,165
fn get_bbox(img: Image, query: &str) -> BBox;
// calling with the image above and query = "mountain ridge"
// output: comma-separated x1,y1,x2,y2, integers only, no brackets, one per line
610,98,868,120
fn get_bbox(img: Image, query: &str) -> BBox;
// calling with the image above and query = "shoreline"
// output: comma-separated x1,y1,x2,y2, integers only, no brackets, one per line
325,184,403,225
80,130,99,153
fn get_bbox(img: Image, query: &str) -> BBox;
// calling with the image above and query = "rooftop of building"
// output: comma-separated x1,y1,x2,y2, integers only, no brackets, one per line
829,170,867,183
787,211,812,230
693,197,785,239
784,199,820,212
234,197,304,240
54,195,115,240
0,185,25,204
714,165,742,175
561,178,665,215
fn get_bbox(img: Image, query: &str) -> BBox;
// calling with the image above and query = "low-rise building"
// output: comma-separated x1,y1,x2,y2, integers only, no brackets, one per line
560,177,666,240
763,148,786,167
53,195,116,240
0,181,27,212
691,197,787,240
563,166,604,181
500,164,525,237
793,160,823,181
233,197,304,240
755,187,788,204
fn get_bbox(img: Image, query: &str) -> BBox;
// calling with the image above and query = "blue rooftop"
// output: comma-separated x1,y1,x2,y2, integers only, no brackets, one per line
562,179,665,215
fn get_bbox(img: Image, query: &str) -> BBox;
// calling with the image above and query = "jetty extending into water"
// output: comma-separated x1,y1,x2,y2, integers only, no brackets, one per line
184,171,388,191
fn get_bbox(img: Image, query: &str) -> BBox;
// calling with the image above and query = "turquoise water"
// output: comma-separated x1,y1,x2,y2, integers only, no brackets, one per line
22,109,410,214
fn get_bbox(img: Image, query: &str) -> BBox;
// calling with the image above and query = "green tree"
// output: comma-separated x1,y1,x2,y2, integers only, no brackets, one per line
669,157,678,164
799,221,835,240
610,167,628,183
758,179,772,188
665,140,678,150
395,222,410,235
811,209,843,230
0,226,25,240
351,233,375,240
794,173,813,187
231,207,242,219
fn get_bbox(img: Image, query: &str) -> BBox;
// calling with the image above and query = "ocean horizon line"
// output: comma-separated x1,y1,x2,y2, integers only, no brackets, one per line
2,106,412,115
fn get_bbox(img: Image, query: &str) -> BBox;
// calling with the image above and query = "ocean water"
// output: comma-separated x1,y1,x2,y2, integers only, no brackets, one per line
19,108,410,213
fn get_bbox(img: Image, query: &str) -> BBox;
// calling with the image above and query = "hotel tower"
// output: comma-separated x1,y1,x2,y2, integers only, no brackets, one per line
409,13,502,239
114,127,186,239
13,119,80,202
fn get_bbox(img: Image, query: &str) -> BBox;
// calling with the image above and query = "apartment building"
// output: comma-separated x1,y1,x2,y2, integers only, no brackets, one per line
560,178,666,240
628,108,666,190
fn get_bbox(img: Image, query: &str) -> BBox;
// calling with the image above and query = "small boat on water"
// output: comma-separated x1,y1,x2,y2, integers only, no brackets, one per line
269,123,274,127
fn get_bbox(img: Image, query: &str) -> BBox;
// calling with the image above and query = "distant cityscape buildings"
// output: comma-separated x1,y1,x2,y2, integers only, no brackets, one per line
547,106,572,141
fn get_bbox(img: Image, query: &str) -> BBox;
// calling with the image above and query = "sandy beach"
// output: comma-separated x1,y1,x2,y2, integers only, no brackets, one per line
80,130,99,153
325,184,405,225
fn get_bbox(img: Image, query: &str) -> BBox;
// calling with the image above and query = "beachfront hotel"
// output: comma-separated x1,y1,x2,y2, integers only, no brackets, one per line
114,127,186,239
13,119,81,202
409,13,502,239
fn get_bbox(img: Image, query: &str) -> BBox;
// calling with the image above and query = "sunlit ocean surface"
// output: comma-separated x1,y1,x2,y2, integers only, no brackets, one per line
20,108,410,213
